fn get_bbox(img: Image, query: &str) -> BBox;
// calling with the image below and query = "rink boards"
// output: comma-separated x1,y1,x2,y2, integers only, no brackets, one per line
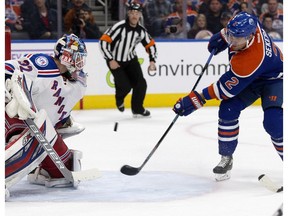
11,40,283,109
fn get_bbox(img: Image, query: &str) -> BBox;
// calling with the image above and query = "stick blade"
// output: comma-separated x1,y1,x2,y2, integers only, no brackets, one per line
258,174,283,193
120,165,140,176
72,168,101,181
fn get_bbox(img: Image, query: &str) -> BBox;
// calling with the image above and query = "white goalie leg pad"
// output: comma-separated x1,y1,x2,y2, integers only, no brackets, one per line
214,171,231,181
56,116,85,139
72,150,82,171
27,150,83,188
5,109,57,189
5,187,10,201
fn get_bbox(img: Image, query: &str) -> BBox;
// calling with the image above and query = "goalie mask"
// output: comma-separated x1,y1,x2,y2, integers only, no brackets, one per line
54,34,87,73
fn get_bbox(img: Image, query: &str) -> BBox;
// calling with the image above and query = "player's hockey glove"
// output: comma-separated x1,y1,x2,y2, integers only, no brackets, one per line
173,91,206,116
208,29,228,55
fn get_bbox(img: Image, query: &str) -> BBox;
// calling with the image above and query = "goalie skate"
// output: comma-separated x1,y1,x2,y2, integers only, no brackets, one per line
27,150,82,188
213,156,233,181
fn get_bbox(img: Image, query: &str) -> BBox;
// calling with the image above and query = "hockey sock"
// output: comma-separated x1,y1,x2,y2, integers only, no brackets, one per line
218,119,239,156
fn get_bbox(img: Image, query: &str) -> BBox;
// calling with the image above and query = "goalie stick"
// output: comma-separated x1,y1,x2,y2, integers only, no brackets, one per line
258,174,283,193
120,49,217,176
25,118,101,183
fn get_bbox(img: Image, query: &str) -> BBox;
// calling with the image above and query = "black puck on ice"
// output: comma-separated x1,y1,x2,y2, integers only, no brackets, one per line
114,122,118,131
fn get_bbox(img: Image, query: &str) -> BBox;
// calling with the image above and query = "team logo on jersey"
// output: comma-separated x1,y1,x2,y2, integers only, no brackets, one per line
35,56,49,67
248,18,255,26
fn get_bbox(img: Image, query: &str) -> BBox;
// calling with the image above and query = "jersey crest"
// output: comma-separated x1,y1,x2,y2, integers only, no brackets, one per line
35,56,49,67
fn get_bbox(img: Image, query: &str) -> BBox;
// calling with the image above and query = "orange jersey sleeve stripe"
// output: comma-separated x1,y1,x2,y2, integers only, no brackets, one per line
145,39,155,51
100,34,112,44
230,28,265,77
207,84,217,99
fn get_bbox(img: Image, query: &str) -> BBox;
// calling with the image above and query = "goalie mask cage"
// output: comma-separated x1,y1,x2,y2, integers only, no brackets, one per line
5,26,11,60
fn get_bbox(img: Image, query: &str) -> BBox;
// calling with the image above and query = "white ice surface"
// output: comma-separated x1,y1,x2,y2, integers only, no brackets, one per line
5,107,283,216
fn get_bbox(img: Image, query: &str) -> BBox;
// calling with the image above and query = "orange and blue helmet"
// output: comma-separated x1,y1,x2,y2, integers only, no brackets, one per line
227,12,258,38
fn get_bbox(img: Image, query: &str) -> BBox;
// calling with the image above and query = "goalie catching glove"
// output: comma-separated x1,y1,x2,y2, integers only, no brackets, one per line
5,70,37,120
173,91,206,116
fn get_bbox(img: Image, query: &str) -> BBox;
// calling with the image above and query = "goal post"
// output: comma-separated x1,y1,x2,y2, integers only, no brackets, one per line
5,26,11,60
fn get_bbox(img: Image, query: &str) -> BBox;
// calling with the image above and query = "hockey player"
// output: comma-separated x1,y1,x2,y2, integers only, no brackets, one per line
5,34,88,194
173,12,283,181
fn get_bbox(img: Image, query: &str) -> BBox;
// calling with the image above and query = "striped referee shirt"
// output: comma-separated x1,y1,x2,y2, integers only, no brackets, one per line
99,19,157,63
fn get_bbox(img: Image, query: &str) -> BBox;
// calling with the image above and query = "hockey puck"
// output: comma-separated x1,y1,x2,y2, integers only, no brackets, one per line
114,122,118,132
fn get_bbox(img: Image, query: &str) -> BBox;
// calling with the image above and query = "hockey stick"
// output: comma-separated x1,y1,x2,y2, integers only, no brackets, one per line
272,203,283,216
25,118,101,183
258,174,283,193
120,49,216,176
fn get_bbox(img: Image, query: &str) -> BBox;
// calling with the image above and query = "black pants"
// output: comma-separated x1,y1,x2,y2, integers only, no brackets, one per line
108,57,147,113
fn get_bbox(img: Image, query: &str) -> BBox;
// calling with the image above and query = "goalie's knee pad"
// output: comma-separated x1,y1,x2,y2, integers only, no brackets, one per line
27,150,82,188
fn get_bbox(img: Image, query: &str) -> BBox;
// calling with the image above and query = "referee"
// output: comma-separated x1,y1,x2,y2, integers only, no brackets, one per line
99,3,157,118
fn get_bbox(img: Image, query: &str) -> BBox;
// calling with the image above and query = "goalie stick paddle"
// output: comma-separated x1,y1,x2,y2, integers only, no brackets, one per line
120,49,217,176
25,118,101,183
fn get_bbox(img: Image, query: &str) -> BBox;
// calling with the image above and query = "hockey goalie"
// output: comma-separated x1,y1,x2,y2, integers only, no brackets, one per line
5,34,89,198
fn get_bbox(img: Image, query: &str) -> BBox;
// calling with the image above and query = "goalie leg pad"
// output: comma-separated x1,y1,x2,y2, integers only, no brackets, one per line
27,150,83,188
5,110,57,189
5,187,10,201
40,135,72,178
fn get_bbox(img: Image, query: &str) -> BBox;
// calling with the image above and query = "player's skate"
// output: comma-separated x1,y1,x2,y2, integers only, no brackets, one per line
27,150,82,188
56,116,85,139
213,155,233,181
132,109,151,118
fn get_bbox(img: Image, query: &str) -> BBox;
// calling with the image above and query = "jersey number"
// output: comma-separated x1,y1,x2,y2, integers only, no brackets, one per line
225,77,239,90
17,60,33,72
